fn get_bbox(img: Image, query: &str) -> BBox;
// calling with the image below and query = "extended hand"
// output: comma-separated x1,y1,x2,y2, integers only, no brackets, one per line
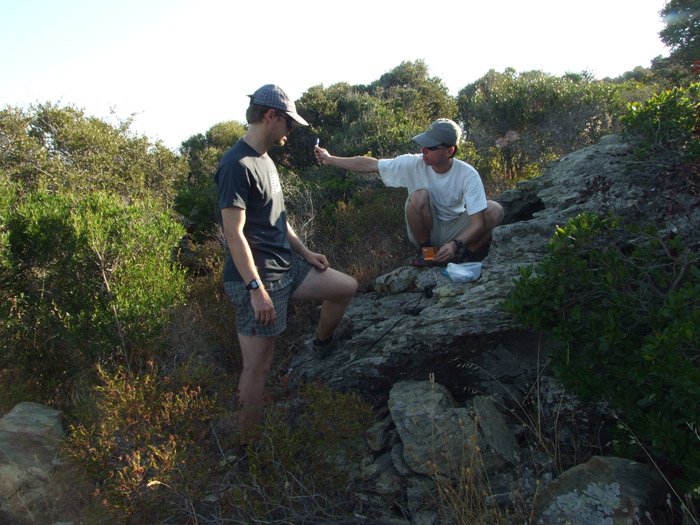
314,146,331,165
433,242,458,264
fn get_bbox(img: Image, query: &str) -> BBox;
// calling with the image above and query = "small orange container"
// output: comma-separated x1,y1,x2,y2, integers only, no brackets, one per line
422,246,437,260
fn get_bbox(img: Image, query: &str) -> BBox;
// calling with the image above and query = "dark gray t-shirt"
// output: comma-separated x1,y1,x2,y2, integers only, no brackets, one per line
215,140,292,282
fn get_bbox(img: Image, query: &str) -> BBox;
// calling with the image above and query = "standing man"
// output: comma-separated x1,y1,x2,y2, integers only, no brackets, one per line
216,84,357,442
314,118,504,266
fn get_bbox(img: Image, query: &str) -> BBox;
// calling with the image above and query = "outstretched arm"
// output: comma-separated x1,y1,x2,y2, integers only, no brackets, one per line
315,146,379,173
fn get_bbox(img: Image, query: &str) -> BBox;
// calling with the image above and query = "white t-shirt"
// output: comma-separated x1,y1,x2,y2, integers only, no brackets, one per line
377,154,487,222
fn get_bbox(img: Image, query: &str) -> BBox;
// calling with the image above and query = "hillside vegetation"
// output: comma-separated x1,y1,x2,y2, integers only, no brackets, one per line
1,32,699,522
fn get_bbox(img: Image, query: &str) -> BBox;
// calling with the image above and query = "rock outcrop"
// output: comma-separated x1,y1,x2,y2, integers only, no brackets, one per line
288,135,693,522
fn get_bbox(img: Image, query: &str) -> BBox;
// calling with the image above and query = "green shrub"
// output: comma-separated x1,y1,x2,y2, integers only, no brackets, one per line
503,213,700,494
621,82,700,161
0,171,15,276
0,188,187,399
0,103,187,201
64,362,219,522
173,177,218,242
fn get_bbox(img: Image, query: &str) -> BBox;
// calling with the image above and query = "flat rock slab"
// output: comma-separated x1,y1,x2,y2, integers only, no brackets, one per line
0,402,64,496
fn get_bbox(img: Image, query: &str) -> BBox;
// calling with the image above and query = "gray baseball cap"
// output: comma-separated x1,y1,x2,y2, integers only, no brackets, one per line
248,84,309,126
413,118,461,147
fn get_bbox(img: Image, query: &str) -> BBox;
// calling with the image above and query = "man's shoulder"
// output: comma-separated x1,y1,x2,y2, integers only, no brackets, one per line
219,140,257,165
216,141,269,182
453,158,478,171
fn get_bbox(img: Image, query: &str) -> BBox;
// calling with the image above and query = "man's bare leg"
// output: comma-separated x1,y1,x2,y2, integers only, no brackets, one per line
236,333,275,443
406,189,432,245
466,200,505,253
292,267,357,341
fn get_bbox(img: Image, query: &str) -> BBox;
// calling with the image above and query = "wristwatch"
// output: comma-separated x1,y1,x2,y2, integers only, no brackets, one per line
246,279,262,291
452,239,463,251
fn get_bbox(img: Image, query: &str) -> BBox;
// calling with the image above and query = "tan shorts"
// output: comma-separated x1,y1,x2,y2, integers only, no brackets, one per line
405,192,471,248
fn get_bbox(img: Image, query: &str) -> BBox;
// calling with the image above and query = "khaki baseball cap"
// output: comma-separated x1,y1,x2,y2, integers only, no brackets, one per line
413,118,461,147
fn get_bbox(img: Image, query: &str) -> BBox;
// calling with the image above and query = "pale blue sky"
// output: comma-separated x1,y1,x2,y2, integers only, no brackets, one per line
1,0,669,149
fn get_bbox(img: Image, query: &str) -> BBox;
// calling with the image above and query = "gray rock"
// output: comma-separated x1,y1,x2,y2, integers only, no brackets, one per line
291,135,699,524
0,402,65,523
534,456,666,524
375,462,404,496
0,402,64,495
405,476,435,514
391,442,413,477
367,415,395,452
387,381,506,477
411,510,439,525
374,266,421,294
362,451,394,481
473,395,520,465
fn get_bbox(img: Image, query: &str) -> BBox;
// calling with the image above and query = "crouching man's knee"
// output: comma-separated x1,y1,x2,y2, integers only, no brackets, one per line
407,189,430,213
486,200,504,229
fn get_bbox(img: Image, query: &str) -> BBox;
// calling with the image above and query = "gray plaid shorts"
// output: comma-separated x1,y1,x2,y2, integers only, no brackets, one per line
223,256,313,337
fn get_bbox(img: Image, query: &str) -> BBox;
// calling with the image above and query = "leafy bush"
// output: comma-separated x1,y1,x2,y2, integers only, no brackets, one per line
297,61,455,162
0,187,187,399
458,69,622,181
503,213,700,494
621,82,700,162
64,362,219,522
0,103,187,201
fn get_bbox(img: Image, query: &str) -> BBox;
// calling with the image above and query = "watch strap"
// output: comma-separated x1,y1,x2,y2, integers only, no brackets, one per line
246,279,261,291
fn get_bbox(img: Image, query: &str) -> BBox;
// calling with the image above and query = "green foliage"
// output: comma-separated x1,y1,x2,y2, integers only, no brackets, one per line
660,0,700,66
0,187,187,398
64,362,219,521
367,60,458,124
298,60,456,161
179,120,246,184
504,213,700,493
0,103,187,201
0,171,14,274
621,82,700,161
458,69,622,181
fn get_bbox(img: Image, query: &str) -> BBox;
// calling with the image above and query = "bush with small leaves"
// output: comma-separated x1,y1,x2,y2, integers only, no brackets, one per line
503,213,700,496
0,187,187,400
621,82,700,162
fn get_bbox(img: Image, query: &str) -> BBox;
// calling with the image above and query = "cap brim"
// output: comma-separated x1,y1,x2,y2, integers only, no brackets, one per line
288,112,309,127
412,132,441,147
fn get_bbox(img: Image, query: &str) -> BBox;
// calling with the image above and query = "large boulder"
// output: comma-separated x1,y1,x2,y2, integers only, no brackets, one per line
533,456,667,524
